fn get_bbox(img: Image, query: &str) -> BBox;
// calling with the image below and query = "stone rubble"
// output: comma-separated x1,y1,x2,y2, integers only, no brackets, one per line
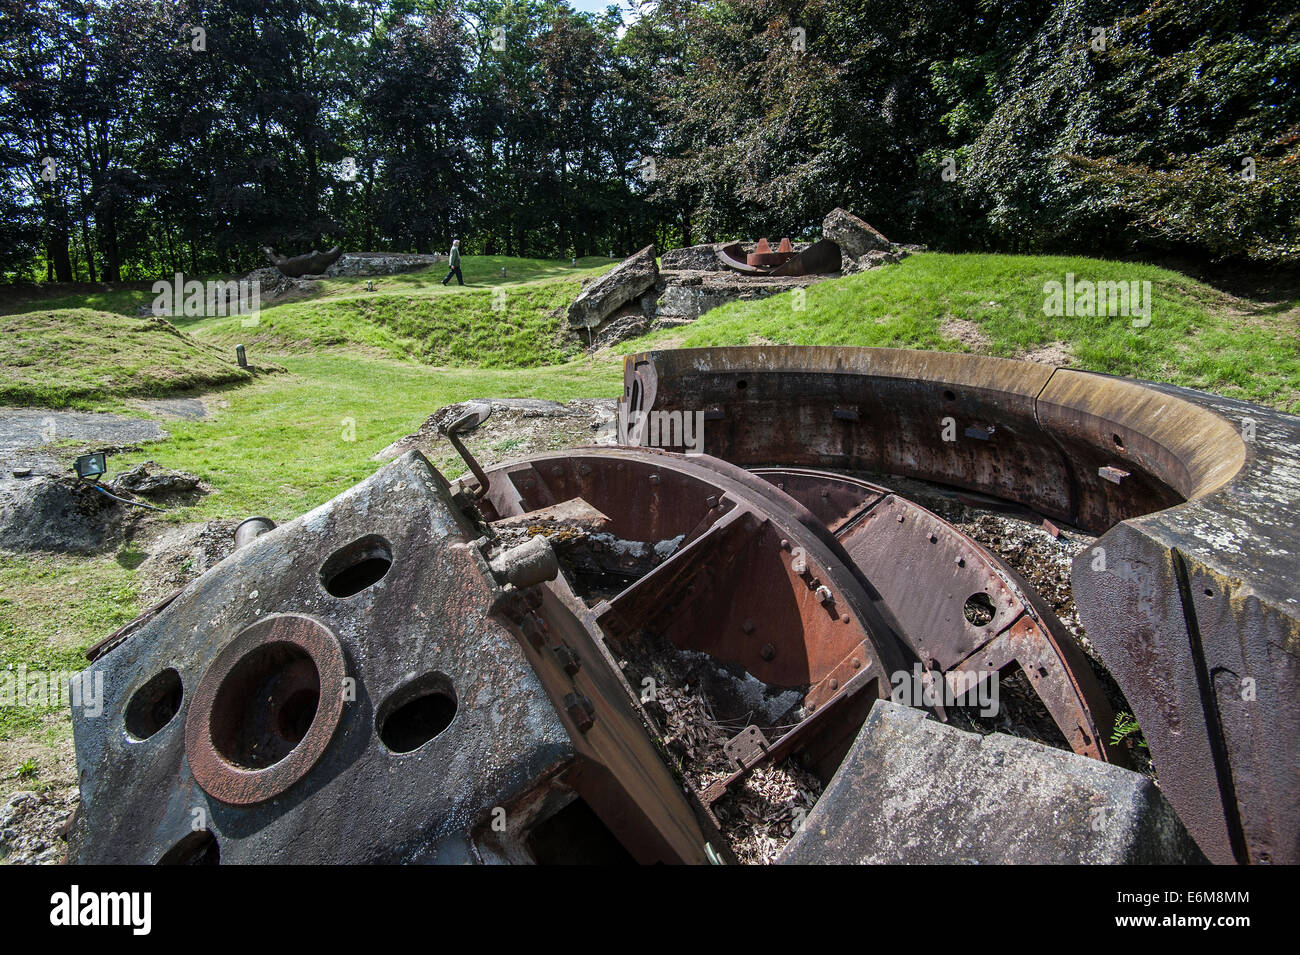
0,788,77,865
574,209,919,347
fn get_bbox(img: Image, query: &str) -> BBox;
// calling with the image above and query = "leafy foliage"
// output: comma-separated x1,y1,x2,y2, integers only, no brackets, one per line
0,0,653,280
965,0,1300,260
1110,710,1148,749
0,0,1294,281
634,0,1298,260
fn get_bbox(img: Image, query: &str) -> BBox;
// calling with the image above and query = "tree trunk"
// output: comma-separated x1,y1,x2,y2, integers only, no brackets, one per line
102,208,122,282
48,227,72,282
81,216,97,283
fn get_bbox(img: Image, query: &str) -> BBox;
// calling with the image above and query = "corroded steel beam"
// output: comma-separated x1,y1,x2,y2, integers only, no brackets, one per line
472,448,908,710
715,239,842,276
754,468,1117,762
262,245,343,277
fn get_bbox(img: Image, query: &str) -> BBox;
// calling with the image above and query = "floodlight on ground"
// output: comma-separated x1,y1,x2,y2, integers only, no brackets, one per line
73,452,108,480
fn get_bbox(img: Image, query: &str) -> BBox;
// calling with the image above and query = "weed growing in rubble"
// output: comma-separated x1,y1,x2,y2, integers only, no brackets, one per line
1110,711,1149,750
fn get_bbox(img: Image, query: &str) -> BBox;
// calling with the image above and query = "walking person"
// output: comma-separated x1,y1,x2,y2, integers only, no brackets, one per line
442,239,464,286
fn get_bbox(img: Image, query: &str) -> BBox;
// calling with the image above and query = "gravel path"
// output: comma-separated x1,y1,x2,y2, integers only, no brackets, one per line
0,407,166,477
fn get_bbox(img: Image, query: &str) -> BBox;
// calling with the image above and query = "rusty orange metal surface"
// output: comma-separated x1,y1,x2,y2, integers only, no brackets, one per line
618,344,1300,865
756,468,1118,762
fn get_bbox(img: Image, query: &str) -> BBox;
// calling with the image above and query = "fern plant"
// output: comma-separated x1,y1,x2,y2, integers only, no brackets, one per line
1110,711,1148,749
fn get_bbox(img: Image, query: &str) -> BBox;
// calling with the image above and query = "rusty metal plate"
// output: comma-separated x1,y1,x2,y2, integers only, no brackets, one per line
771,238,842,276
751,467,886,535
70,452,577,864
762,471,1116,762
724,726,772,770
840,495,1024,670
716,242,764,274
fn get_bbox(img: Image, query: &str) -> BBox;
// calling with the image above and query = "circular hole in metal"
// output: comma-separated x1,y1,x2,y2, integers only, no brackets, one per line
209,642,320,769
736,379,748,390
943,389,956,401
124,668,183,740
1112,433,1125,450
963,592,997,627
377,672,457,753
187,616,346,806
320,534,392,598
158,830,219,865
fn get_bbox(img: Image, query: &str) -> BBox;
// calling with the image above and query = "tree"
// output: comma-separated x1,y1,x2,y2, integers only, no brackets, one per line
965,0,1300,261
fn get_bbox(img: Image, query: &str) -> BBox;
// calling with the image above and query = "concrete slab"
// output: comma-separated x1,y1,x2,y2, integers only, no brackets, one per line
778,701,1206,864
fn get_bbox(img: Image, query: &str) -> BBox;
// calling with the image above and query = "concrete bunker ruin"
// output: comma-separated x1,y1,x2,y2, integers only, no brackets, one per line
567,209,915,347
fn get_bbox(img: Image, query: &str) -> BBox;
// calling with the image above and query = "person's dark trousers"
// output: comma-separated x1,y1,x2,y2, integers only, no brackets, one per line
442,266,463,286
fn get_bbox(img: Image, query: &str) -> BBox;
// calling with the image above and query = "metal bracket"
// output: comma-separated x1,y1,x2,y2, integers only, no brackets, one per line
723,725,771,770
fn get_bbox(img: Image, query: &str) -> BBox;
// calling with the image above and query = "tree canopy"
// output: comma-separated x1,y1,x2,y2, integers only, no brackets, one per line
1,0,1294,282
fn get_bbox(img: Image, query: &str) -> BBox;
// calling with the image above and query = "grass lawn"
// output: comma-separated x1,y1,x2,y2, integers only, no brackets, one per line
1,249,1296,795
0,255,618,320
623,254,1300,413
304,253,617,292
0,553,144,788
108,352,623,524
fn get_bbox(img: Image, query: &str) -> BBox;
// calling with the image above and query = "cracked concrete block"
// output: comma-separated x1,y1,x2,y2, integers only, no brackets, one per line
660,244,724,271
0,475,121,553
822,207,891,258
567,244,658,328
778,701,1206,864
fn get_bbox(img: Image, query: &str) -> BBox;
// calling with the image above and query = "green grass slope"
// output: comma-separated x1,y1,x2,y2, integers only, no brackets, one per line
620,253,1300,412
181,256,614,367
0,309,259,409
191,275,584,366
121,353,622,522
